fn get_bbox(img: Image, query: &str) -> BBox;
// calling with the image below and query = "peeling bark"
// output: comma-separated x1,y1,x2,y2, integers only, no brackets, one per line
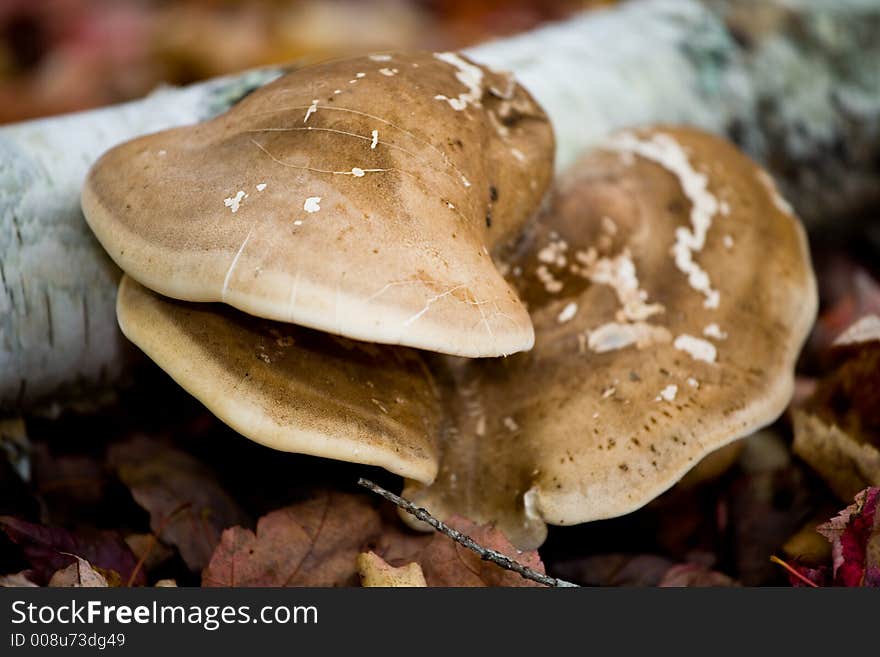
2,0,879,408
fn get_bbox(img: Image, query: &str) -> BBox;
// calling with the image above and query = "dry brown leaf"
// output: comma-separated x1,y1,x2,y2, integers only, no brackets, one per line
0,571,39,587
357,552,426,587
107,435,250,572
0,516,144,586
793,411,880,501
48,556,109,588
381,515,546,587
124,533,175,575
202,492,381,587
794,322,880,500
658,563,737,587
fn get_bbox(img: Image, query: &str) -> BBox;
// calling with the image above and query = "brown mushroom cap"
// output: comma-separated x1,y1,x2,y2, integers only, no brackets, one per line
116,275,444,482
404,127,818,548
84,52,554,357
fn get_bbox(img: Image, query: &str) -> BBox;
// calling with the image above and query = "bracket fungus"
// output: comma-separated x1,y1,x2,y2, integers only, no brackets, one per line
83,49,816,551
82,52,554,358
116,275,445,483
403,126,817,547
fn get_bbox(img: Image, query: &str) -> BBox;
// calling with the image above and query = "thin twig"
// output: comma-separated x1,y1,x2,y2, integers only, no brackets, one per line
358,478,578,588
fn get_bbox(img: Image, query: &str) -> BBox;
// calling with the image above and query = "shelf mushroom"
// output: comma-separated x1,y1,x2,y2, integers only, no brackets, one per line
82,53,816,549
82,52,554,358
403,126,818,548
116,276,445,482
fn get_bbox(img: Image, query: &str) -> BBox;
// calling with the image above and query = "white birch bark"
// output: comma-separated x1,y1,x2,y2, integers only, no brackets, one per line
2,0,879,407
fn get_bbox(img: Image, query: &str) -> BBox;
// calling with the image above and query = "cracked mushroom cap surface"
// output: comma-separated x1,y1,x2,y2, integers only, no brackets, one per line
116,275,444,482
83,51,554,357
404,126,818,548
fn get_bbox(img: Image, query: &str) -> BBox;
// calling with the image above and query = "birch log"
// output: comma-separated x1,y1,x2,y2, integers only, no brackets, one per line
2,0,879,408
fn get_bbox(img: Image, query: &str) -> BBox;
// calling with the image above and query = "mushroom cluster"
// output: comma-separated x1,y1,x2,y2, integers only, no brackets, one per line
82,52,817,549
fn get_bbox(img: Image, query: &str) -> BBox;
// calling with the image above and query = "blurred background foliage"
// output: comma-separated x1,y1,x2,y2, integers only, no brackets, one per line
0,0,616,124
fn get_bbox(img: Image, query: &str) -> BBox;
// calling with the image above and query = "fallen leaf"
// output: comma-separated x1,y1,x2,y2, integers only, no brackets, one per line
31,443,107,523
809,261,880,357
782,516,834,566
381,515,546,587
727,465,814,585
49,556,109,588
202,492,381,587
0,571,38,587
550,554,674,587
357,552,426,587
817,487,880,586
0,516,144,586
793,319,880,500
793,412,880,501
108,435,250,572
658,563,737,587
124,533,175,576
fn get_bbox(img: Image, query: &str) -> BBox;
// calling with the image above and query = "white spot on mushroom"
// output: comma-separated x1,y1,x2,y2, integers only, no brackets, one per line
577,248,664,322
370,130,379,149
475,415,487,437
304,99,318,123
369,54,392,62
356,72,366,78
447,202,455,210
293,220,303,226
351,167,366,177
511,148,526,162
719,201,730,216
606,132,721,309
433,51,484,111
303,196,321,213
334,89,342,94
601,216,618,235
557,302,578,324
687,377,700,388
503,416,519,432
587,322,671,353
378,67,398,77
537,238,568,268
542,245,566,265
723,234,734,249
656,384,678,402
703,323,728,340
601,386,616,399
224,190,247,213
536,265,563,294
674,334,717,363
158,149,167,156
461,175,471,188
256,183,267,192
371,398,388,414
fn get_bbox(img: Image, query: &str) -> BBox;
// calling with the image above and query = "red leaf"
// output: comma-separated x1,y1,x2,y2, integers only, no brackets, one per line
0,516,144,586
108,436,250,572
817,487,880,586
202,492,381,587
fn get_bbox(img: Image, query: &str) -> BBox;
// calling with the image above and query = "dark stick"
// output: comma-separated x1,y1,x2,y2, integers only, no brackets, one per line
357,478,578,588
